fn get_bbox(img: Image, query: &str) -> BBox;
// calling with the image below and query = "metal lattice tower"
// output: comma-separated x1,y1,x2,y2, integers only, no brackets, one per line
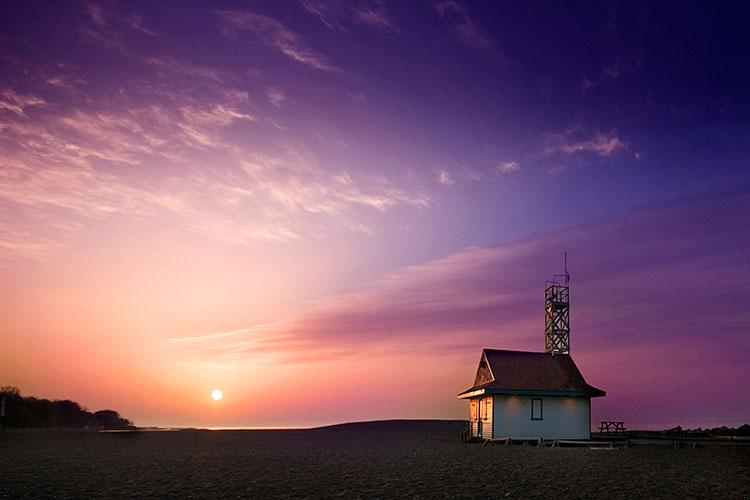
545,254,570,355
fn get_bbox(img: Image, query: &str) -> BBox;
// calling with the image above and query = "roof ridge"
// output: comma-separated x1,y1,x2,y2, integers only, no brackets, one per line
483,348,549,355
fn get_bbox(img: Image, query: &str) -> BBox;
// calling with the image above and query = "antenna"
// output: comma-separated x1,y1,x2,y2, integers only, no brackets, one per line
564,251,570,285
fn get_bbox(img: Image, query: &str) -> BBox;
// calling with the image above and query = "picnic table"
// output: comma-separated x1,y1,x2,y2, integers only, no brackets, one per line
599,421,626,435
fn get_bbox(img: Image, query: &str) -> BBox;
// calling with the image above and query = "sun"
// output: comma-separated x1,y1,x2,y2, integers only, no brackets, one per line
210,389,223,401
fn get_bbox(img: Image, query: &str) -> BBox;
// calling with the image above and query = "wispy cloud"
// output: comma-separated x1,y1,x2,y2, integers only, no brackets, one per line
0,219,59,260
496,161,520,174
437,169,455,186
215,10,340,72
83,1,159,49
0,82,430,255
46,75,87,90
81,4,161,55
434,1,501,59
581,51,645,95
86,2,157,36
299,0,399,33
544,130,628,158
124,13,158,37
145,57,224,83
266,86,286,107
166,328,264,344
86,2,106,27
0,89,45,115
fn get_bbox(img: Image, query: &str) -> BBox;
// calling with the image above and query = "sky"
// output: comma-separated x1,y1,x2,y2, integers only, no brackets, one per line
1,1,748,429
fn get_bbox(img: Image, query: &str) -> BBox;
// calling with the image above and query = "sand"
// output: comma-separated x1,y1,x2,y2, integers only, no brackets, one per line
0,421,747,499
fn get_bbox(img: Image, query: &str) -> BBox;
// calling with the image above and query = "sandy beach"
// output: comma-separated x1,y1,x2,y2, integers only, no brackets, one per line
0,421,747,499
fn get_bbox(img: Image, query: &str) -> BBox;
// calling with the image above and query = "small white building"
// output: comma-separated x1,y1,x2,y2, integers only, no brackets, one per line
458,349,605,440
458,268,605,441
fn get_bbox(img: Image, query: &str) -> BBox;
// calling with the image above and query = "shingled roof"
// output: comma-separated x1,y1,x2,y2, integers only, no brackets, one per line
457,349,605,399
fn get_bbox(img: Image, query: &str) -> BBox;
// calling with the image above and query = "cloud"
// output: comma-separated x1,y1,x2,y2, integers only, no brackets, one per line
0,88,430,254
544,130,628,158
181,104,255,127
299,0,399,33
497,161,520,174
87,2,106,27
580,52,645,96
266,87,286,107
46,75,87,90
0,89,45,115
124,13,158,36
215,10,340,72
145,57,224,83
434,1,500,58
169,189,750,426
166,328,264,344
86,2,157,35
460,167,482,182
0,219,59,260
436,167,484,185
178,188,750,358
560,132,626,156
437,169,455,185
83,1,159,51
81,4,160,55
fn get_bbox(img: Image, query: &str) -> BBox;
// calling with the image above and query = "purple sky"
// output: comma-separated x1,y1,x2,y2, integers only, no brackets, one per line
0,1,748,428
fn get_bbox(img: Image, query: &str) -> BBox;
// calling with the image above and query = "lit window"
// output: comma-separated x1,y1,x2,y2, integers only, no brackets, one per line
531,398,543,420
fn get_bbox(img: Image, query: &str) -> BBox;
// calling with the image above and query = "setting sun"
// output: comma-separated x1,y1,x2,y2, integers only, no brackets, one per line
211,390,223,401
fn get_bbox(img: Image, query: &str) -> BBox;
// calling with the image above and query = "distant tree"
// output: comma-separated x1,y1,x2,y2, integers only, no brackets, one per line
0,387,133,429
94,409,133,429
660,423,750,438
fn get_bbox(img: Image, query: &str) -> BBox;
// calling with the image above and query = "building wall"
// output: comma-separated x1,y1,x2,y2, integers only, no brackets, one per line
492,395,591,440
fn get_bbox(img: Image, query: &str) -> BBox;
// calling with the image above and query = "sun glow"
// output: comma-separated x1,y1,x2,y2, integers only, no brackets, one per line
211,389,223,401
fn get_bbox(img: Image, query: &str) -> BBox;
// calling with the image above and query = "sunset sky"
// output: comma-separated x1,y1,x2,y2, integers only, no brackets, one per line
1,1,748,429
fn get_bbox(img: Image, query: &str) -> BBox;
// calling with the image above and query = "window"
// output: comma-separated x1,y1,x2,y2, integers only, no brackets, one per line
531,398,543,420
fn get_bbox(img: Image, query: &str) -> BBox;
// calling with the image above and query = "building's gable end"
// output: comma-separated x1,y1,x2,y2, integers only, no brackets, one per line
473,351,495,387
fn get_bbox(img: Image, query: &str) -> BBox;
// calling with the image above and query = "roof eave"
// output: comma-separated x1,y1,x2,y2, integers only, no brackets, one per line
459,387,605,398
457,388,486,399
588,388,606,398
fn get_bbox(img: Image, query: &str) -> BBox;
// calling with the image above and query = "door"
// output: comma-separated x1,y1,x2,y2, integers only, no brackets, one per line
470,399,480,438
480,397,493,440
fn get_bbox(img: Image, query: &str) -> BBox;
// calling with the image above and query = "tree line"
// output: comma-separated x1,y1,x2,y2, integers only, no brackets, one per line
0,386,133,429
